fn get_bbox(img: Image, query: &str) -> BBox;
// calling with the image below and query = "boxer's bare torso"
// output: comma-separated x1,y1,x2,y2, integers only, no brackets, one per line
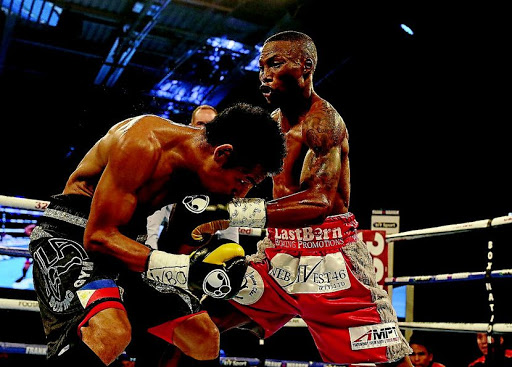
62,114,263,271
271,94,350,216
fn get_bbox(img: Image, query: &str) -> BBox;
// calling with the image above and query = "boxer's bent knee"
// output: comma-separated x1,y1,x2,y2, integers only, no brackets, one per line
53,340,107,367
173,312,220,360
81,307,132,365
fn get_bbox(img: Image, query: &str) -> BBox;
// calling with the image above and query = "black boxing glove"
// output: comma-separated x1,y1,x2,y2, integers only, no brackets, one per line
182,195,266,228
145,237,247,299
188,237,247,300
181,194,267,242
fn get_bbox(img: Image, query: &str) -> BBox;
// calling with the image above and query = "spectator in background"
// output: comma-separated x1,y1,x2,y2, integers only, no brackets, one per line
469,332,512,367
145,204,172,249
190,105,218,127
15,224,36,283
407,333,446,367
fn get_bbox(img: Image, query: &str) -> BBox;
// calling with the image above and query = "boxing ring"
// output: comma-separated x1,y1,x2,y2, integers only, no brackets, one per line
1,194,511,366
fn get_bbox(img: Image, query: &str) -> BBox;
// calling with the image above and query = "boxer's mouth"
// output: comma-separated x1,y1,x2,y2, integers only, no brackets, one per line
259,85,272,96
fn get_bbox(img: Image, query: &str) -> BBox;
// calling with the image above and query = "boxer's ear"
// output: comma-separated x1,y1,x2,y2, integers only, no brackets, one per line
304,58,314,76
213,144,233,166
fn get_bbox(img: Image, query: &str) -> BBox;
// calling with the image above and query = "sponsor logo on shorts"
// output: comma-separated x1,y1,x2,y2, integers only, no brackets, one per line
349,322,402,350
269,252,351,294
270,225,356,250
232,266,264,305
33,238,91,313
182,195,210,213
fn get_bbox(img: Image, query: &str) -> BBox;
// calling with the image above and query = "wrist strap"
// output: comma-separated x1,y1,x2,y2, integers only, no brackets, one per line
228,198,266,228
145,248,155,270
146,250,190,289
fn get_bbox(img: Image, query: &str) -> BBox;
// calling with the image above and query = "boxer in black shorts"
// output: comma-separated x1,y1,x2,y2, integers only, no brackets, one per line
28,103,286,366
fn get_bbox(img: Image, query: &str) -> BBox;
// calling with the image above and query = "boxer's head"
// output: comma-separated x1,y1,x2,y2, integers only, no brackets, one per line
191,105,217,127
200,102,285,197
259,30,317,105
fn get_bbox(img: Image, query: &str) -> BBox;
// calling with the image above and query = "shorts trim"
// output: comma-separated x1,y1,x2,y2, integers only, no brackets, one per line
44,208,88,228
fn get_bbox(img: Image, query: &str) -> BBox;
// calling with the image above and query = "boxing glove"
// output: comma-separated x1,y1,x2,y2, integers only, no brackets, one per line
145,237,247,299
188,237,247,299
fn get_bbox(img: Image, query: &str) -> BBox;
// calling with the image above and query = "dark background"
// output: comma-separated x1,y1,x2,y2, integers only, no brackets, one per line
0,1,510,366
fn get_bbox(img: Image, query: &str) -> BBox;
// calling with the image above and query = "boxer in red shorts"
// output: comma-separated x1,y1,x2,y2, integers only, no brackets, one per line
174,30,413,366
232,214,406,363
225,30,411,365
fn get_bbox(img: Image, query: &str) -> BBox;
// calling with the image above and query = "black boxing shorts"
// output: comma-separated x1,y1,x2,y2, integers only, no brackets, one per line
29,194,125,359
29,194,202,361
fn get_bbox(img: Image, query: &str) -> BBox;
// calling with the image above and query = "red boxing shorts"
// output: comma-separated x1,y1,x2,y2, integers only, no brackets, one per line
229,213,412,364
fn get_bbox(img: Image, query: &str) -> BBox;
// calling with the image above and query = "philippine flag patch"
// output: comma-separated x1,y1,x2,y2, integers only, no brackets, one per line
77,279,120,309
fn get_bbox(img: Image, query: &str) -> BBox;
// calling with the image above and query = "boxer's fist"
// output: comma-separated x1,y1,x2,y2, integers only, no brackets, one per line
144,238,247,299
188,237,247,299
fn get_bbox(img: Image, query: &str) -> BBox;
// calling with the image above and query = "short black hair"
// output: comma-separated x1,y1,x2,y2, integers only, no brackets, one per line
264,30,318,69
204,102,286,175
409,332,435,353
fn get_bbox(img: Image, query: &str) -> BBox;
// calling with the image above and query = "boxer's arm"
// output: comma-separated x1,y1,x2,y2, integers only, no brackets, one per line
190,108,346,232
265,107,346,227
191,148,343,238
265,148,342,226
84,130,158,272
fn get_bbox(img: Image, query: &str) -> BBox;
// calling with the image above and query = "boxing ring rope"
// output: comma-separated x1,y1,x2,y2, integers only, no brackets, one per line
0,195,50,211
384,218,512,340
0,246,30,257
386,269,512,286
2,194,512,364
397,322,512,334
386,215,512,242
2,297,512,334
0,341,47,356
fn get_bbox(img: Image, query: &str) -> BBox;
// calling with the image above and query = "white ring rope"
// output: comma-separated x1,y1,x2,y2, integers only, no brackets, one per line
2,297,512,337
0,195,49,211
387,216,511,242
0,194,266,237
0,298,39,311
